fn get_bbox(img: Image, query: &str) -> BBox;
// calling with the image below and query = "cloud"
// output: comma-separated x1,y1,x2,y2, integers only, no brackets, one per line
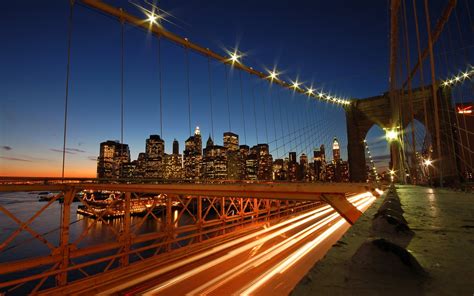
49,148,86,154
1,146,12,151
50,148,75,154
67,148,86,153
0,156,32,162
88,156,97,161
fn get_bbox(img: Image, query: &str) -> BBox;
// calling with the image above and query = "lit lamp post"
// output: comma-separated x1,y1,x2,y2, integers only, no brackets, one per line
384,127,405,184
423,158,433,186
389,169,396,183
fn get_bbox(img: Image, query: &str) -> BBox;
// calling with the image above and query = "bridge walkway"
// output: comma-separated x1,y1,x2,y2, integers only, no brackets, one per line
292,185,474,296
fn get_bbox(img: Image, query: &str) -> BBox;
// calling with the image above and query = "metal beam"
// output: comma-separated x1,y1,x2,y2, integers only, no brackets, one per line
0,182,373,201
321,194,362,225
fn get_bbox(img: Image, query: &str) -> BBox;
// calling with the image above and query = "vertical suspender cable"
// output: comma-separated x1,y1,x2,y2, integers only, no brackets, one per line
238,70,247,144
453,9,474,174
158,36,163,137
278,90,286,158
120,12,124,148
207,57,214,140
62,0,75,179
251,78,259,144
185,46,191,136
402,0,417,182
270,86,278,157
225,65,232,131
262,85,269,144
424,0,444,186
412,0,431,164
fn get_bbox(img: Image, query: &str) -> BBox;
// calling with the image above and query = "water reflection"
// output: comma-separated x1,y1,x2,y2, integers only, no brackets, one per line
0,192,191,262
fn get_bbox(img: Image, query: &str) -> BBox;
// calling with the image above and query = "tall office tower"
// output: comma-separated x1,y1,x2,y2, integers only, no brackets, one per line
97,140,130,179
251,144,273,180
172,139,179,155
332,137,341,163
223,132,239,151
145,135,165,178
183,127,203,179
202,139,228,180
299,153,308,180
194,126,202,155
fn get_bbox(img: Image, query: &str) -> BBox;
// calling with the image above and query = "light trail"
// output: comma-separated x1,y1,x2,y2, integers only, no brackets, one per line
141,206,336,295
238,195,375,295
141,195,374,295
185,212,342,295
98,203,334,295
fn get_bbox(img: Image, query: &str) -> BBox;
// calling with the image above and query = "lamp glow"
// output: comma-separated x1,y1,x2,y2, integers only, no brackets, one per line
385,129,398,141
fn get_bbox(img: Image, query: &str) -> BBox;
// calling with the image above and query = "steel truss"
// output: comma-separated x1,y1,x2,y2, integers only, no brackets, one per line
0,181,373,294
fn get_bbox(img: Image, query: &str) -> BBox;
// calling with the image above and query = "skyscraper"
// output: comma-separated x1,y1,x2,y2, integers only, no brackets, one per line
172,139,179,155
288,151,298,181
97,140,130,179
145,135,165,178
332,137,341,163
223,132,239,151
202,136,228,180
183,127,203,179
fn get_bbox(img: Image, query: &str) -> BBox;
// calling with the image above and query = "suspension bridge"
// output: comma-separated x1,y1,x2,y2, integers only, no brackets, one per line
0,0,472,294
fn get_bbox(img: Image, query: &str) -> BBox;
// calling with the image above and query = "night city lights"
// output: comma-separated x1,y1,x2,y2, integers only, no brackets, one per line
0,0,473,295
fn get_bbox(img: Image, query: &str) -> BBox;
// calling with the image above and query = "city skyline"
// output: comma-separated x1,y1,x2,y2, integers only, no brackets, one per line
0,0,390,177
97,127,350,182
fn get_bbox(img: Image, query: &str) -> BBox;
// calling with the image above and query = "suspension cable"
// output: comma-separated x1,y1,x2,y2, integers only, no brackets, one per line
251,77,259,144
185,46,191,136
412,0,430,158
207,56,214,140
261,83,269,144
238,70,247,144
424,0,443,185
270,85,278,156
120,12,125,149
62,0,75,179
225,64,232,131
158,36,163,137
402,0,417,181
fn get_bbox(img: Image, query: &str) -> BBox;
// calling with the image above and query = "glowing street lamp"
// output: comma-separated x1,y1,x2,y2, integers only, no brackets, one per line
385,128,399,142
228,51,241,65
147,13,159,24
306,87,315,96
423,158,433,166
268,69,279,81
291,79,301,90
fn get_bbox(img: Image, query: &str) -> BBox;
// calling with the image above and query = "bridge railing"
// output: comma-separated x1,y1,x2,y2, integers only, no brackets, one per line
0,182,324,294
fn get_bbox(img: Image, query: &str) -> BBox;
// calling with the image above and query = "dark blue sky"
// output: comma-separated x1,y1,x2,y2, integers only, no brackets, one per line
1,0,401,176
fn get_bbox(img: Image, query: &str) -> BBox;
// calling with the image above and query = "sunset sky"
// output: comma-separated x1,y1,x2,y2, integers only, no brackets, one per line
1,0,403,177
